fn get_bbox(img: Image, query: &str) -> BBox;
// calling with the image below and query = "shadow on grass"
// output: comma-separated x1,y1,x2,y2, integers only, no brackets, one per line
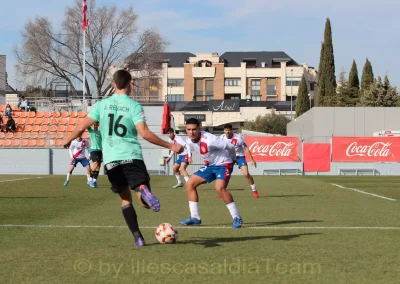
213,220,322,227
176,233,321,248
0,197,58,199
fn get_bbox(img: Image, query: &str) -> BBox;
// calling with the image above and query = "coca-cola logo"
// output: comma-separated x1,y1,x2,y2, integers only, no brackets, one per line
248,141,294,157
345,142,392,157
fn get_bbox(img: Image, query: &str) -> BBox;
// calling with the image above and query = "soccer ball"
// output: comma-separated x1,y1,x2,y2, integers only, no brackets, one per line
155,223,178,244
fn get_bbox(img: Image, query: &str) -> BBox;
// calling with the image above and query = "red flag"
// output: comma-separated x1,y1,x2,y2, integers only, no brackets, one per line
82,0,88,30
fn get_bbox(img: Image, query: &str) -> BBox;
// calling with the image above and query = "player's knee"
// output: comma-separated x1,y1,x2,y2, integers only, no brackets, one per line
244,173,251,179
215,186,225,193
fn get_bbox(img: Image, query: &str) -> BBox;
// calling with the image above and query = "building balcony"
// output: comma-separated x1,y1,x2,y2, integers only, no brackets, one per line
192,67,216,78
224,86,241,94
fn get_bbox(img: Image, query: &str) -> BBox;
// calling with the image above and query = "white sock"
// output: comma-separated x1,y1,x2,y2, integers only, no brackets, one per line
189,201,200,220
93,178,97,182
66,173,71,181
226,202,240,219
251,184,256,191
184,176,190,183
87,174,91,182
175,175,182,184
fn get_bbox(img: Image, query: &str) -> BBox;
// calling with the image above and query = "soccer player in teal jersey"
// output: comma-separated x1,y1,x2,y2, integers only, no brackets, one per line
87,121,102,188
63,70,183,247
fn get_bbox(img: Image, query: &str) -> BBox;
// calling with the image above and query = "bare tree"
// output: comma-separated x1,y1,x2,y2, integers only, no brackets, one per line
15,0,167,99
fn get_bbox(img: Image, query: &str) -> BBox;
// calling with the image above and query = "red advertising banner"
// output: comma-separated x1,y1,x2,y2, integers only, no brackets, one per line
303,143,331,172
244,136,299,162
332,137,400,162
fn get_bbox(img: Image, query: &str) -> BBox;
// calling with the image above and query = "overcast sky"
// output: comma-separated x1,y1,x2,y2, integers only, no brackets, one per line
1,0,399,89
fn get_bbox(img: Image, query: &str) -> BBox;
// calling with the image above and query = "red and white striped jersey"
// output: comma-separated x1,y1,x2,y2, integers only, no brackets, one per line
69,138,89,159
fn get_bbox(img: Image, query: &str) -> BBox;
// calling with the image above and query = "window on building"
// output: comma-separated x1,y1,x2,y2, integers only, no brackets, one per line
310,82,315,91
149,78,159,99
286,78,301,86
205,80,214,100
195,79,203,98
267,78,277,97
167,79,184,87
168,95,184,102
224,79,241,86
224,94,241,100
251,79,261,101
244,59,257,68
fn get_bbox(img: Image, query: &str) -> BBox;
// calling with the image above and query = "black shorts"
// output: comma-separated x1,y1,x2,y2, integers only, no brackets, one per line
105,159,150,194
90,150,103,163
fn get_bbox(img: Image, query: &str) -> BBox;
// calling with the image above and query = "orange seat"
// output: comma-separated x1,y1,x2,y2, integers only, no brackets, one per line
48,133,56,139
25,118,34,125
20,112,28,118
28,140,37,147
0,105,5,112
28,112,36,118
53,112,61,118
16,125,24,132
38,133,46,139
13,112,20,118
21,139,29,147
12,106,19,111
61,112,69,118
36,112,44,118
37,140,45,147
59,118,68,125
51,117,59,125
40,125,49,132
69,118,77,125
14,133,21,139
42,118,50,125
56,133,65,139
70,111,78,118
12,140,20,147
1,125,6,132
17,118,26,125
22,133,31,139
3,139,12,147
44,112,52,118
78,112,87,118
46,139,55,147
32,125,40,132
0,132,5,139
58,125,66,132
0,140,3,147
55,140,63,147
30,133,39,139
49,125,57,132
66,125,75,132
34,118,42,125
5,133,14,139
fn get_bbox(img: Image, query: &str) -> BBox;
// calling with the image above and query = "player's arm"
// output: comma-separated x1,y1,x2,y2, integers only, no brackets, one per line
186,141,193,163
240,135,256,167
137,122,182,153
69,143,75,162
63,118,95,148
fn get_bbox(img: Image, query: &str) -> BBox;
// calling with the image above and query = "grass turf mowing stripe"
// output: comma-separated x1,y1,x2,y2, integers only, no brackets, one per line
0,177,42,183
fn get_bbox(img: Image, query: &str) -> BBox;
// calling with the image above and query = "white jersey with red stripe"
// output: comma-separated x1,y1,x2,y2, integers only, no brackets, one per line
186,131,235,166
220,133,247,157
69,138,89,159
168,135,189,156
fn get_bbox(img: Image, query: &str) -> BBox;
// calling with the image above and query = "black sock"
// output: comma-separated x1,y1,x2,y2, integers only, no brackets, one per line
94,171,100,179
90,171,94,179
122,204,142,240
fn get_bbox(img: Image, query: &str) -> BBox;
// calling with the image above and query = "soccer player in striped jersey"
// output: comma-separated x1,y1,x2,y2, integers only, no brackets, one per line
63,136,92,186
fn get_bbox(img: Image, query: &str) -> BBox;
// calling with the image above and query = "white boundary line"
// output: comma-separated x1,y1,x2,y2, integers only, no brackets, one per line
1,224,400,230
330,183,396,201
0,177,42,183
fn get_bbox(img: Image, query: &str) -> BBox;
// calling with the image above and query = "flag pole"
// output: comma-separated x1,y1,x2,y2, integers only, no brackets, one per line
82,28,86,107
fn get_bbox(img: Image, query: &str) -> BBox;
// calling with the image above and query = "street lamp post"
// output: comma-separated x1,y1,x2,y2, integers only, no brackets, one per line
290,69,293,119
308,93,312,109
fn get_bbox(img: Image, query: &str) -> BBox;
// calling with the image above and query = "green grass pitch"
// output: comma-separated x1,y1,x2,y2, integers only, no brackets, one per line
1,175,400,283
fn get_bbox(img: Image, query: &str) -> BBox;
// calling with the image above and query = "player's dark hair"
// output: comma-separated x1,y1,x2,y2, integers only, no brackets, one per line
224,124,233,130
113,70,132,89
166,127,174,133
185,118,200,127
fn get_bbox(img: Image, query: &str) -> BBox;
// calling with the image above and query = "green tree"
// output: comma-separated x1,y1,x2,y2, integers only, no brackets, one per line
317,42,325,106
348,60,359,89
322,18,336,106
359,77,384,106
361,58,374,90
295,75,310,117
382,75,398,107
243,113,291,136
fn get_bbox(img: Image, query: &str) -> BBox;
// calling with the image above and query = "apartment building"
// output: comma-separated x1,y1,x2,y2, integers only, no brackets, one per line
0,55,6,97
130,51,317,103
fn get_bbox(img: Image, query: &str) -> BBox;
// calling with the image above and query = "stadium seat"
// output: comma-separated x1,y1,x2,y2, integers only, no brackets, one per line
28,140,37,147
0,132,5,139
70,111,78,118
12,140,20,147
3,140,12,147
66,125,74,132
42,118,50,125
25,118,34,125
22,133,31,139
78,112,87,118
46,139,55,147
69,118,77,125
14,132,21,139
37,140,45,147
34,118,42,125
12,106,19,111
55,140,63,147
16,125,24,132
38,133,46,139
32,125,40,132
48,133,56,139
13,112,20,118
49,125,57,133
56,133,65,139
5,133,14,139
59,118,68,125
31,133,39,139
21,139,29,147
20,112,28,118
36,112,44,118
40,125,49,132
0,105,5,112
61,112,69,118
44,112,52,118
53,112,61,118
28,112,35,118
0,140,3,147
17,118,26,125
58,125,66,132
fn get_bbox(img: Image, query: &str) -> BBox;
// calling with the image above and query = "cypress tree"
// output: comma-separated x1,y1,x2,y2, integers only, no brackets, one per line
322,18,336,106
348,60,359,89
295,75,310,117
317,42,325,106
383,75,398,107
361,58,374,90
359,77,383,106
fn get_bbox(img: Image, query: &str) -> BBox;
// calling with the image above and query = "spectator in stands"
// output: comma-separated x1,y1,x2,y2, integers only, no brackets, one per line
19,96,30,111
6,115,16,133
0,115,3,132
4,104,12,117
